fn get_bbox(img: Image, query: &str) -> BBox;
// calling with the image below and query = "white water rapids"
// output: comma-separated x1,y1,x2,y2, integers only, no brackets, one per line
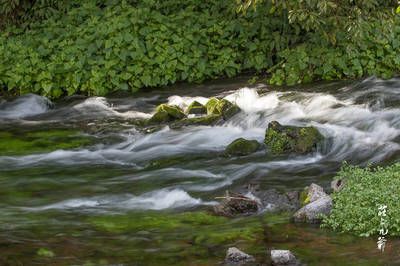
1,77,400,212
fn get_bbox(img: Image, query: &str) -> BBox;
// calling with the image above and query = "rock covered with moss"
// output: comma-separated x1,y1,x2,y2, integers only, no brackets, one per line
147,104,186,124
186,101,207,115
225,138,260,157
264,121,323,155
205,98,240,120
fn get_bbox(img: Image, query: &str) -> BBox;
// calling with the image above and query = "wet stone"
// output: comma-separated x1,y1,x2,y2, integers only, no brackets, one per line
224,247,255,265
213,191,259,217
271,250,301,266
225,138,260,157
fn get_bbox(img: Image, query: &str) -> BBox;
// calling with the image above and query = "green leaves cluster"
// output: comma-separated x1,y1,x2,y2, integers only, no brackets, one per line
322,163,400,237
0,0,280,98
269,17,400,86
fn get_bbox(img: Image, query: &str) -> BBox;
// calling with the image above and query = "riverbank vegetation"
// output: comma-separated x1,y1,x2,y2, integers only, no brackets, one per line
323,163,400,237
0,0,399,98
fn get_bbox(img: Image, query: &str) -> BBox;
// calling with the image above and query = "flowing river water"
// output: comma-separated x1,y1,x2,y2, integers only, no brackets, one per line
1,77,400,265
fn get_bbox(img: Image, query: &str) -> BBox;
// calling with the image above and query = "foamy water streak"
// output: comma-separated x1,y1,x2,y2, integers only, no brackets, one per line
0,94,52,119
25,189,215,212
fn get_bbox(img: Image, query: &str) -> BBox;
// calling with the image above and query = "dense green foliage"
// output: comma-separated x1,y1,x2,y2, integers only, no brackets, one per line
0,0,399,98
322,163,400,237
0,1,279,98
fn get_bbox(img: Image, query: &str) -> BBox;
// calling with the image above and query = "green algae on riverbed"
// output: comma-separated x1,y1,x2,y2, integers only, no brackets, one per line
0,129,96,156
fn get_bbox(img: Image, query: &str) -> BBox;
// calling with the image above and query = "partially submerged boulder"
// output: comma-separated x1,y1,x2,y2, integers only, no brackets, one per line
186,101,207,115
299,183,328,206
205,98,240,120
294,184,332,224
225,138,260,157
270,250,301,266
213,191,259,217
264,121,323,155
293,196,332,224
225,247,255,265
253,188,299,212
148,104,186,124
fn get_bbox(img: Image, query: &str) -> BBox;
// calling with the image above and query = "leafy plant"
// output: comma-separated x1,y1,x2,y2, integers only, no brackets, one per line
322,163,400,237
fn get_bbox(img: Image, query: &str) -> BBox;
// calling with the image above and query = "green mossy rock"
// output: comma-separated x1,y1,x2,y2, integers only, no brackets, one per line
148,104,186,124
205,97,220,115
186,101,207,115
170,114,222,129
205,98,240,119
216,99,240,120
225,138,260,156
264,121,323,155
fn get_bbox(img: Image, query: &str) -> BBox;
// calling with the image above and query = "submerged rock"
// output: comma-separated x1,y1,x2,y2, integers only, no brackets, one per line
264,121,323,155
148,104,186,124
225,138,260,156
225,247,255,265
213,191,259,217
253,189,299,212
270,250,301,266
205,98,240,120
186,101,207,115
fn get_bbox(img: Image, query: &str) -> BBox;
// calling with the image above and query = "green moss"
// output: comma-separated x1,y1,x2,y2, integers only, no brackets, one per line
205,98,220,115
147,104,186,124
0,129,95,156
225,138,260,156
186,101,206,115
322,163,400,237
89,211,228,234
299,188,311,207
88,211,291,250
170,114,222,128
37,248,55,258
215,99,240,120
264,121,322,155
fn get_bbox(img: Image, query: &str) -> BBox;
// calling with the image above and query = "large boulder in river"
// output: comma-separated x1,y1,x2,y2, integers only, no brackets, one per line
213,191,259,217
225,247,255,265
271,250,301,266
264,121,323,155
205,98,240,120
148,104,186,124
225,138,260,157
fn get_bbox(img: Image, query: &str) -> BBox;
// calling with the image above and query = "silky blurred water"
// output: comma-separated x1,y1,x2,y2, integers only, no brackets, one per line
1,76,400,265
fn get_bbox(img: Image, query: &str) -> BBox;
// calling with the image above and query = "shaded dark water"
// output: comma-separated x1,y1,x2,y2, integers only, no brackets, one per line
1,76,400,265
